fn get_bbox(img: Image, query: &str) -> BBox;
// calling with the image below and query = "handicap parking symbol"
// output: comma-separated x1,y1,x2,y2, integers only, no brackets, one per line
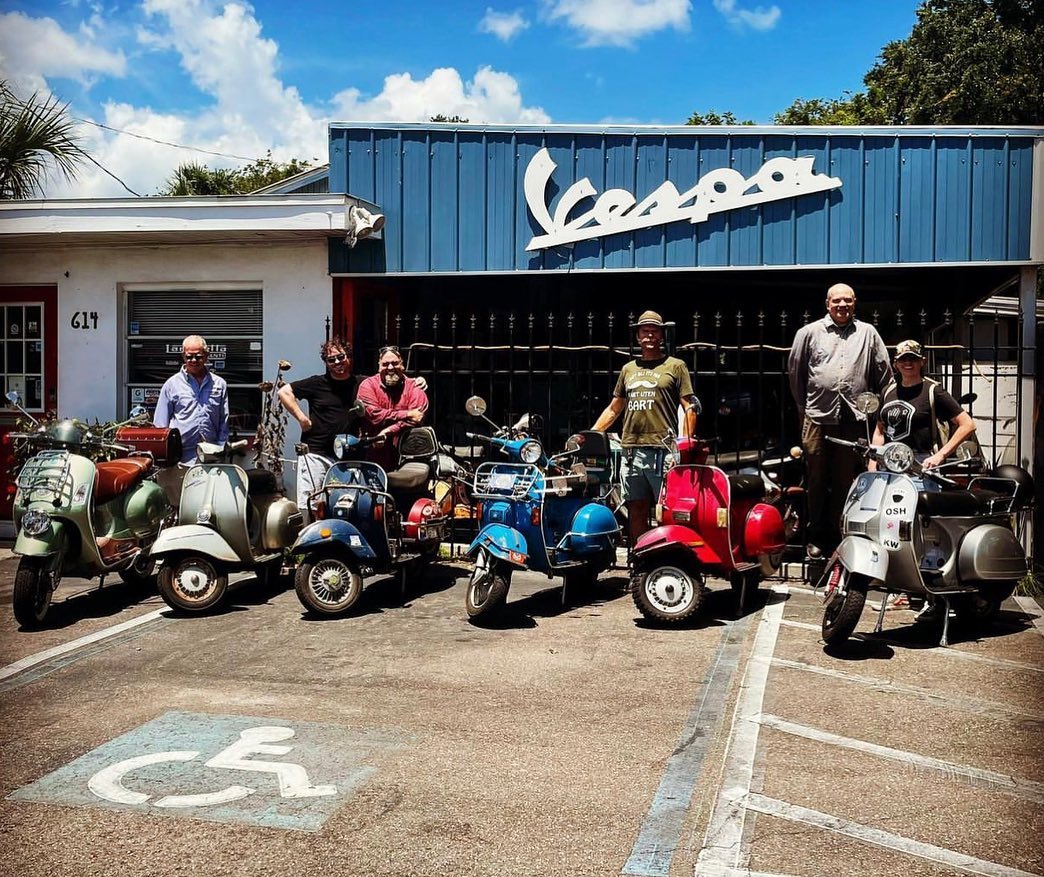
9,711,409,831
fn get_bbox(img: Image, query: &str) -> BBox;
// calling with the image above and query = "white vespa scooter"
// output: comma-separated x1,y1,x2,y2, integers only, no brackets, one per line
818,394,1030,647
150,440,303,613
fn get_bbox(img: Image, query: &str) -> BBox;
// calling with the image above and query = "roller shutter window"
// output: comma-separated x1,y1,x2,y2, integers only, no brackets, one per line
126,289,263,437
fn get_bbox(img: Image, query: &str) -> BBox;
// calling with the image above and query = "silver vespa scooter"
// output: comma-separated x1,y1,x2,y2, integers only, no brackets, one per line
817,395,1031,647
150,440,303,613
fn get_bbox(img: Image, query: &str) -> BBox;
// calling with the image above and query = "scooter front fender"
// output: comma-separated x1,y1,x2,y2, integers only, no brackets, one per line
149,524,240,564
13,518,67,564
467,524,528,568
632,524,722,564
293,519,378,560
835,536,889,584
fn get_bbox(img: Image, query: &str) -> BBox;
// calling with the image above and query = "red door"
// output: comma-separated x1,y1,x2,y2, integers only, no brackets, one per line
1,286,59,521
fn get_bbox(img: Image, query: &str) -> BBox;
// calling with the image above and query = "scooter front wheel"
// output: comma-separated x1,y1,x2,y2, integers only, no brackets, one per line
633,564,704,623
158,555,229,614
12,558,56,629
821,562,868,645
466,550,510,621
295,555,363,616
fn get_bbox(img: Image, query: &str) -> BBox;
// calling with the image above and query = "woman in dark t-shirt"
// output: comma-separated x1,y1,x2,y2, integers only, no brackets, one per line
870,339,977,470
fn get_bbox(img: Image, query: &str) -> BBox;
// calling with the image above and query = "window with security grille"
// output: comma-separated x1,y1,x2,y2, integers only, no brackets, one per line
125,289,263,436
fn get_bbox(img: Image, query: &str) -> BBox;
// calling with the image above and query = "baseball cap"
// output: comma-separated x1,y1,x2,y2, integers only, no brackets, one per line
895,339,925,359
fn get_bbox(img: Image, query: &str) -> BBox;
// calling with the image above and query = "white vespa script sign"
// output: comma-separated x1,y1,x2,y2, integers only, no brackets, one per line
524,147,842,251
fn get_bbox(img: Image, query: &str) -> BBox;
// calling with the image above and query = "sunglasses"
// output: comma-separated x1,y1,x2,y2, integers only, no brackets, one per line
379,345,400,355
325,353,349,364
183,353,207,362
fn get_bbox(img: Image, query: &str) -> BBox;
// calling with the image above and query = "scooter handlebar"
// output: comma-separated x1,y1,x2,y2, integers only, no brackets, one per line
464,432,495,445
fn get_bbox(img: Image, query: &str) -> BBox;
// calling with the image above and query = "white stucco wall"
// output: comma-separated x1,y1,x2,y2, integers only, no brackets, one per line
0,239,332,425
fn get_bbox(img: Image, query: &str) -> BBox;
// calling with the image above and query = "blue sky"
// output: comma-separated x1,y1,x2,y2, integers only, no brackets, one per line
0,1,921,198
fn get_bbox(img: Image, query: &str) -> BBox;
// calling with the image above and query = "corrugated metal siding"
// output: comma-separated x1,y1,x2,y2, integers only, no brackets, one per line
328,127,1040,274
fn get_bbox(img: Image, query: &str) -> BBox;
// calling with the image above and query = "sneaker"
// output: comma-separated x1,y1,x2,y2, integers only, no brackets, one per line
886,594,910,610
915,601,946,623
806,543,823,559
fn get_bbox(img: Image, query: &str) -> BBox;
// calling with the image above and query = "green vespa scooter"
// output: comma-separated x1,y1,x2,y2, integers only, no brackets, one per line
6,391,173,629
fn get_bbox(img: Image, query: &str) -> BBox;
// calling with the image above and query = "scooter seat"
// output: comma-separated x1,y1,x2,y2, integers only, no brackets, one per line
728,474,765,501
387,461,431,493
246,468,278,496
94,457,153,504
917,489,1006,517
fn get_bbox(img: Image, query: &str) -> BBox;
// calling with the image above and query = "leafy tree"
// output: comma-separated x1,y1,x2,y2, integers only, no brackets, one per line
430,114,470,123
685,110,754,125
0,80,89,199
863,0,1044,124
773,94,885,125
158,152,313,196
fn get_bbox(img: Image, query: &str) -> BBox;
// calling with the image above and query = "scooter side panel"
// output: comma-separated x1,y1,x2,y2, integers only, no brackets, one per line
149,524,240,563
467,524,529,568
958,524,1028,581
836,536,889,584
178,465,253,561
293,519,378,560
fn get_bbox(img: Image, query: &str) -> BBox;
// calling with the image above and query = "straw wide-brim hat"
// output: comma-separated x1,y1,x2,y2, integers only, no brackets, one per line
630,310,674,328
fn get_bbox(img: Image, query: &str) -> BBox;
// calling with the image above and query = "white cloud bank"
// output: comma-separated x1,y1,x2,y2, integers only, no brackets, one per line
0,1,548,198
541,0,692,48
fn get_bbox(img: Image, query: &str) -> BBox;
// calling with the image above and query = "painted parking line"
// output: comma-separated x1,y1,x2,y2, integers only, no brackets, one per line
694,585,788,877
0,609,167,691
621,611,756,877
751,713,1044,805
743,793,1042,877
1014,596,1044,639
778,618,1044,675
767,656,1044,723
10,710,409,832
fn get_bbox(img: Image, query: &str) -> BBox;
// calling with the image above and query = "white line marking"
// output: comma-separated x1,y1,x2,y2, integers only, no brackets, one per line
1014,596,1044,639
694,585,788,876
0,609,166,681
744,793,1043,877
89,751,198,805
778,619,1044,674
767,656,1044,722
752,713,1044,804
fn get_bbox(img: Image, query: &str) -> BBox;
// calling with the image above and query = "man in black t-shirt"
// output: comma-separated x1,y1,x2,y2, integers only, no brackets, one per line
277,338,362,519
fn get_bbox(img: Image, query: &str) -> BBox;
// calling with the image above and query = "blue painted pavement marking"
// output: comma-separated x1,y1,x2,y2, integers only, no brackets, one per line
622,612,754,877
9,710,410,832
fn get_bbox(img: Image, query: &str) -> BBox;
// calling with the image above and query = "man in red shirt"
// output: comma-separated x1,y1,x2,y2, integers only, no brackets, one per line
357,345,429,470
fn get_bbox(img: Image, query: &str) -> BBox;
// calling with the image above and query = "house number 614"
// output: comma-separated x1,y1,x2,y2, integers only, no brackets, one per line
71,311,99,330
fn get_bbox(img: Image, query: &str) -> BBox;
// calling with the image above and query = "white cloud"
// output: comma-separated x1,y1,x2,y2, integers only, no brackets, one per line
542,0,691,48
0,11,126,95
712,0,781,31
331,66,550,125
479,7,530,42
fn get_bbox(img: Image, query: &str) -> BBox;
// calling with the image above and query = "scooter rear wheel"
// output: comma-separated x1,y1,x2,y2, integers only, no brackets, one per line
12,558,56,629
295,556,363,616
633,564,704,623
158,555,229,614
821,562,867,645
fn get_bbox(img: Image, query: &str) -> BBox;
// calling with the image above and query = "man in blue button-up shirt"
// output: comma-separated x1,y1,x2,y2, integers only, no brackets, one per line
154,335,230,464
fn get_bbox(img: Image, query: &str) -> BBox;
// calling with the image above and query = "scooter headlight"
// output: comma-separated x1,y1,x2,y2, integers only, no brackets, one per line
519,440,543,464
881,442,914,474
21,509,50,536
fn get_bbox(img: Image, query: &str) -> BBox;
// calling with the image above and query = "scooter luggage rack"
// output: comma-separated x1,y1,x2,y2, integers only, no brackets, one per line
16,450,73,503
472,463,540,500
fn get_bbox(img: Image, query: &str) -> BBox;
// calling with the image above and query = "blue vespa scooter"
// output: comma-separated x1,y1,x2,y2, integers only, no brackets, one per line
462,396,620,621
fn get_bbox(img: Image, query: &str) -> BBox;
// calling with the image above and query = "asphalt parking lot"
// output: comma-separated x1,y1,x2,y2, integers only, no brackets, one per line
0,549,1041,877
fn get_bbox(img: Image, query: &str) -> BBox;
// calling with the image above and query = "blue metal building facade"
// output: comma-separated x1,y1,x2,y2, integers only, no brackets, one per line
328,123,1041,276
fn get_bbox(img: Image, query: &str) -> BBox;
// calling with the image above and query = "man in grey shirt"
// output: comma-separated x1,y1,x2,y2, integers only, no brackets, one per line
788,283,893,556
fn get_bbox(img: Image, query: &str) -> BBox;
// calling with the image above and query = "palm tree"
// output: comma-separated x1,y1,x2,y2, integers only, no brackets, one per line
0,80,89,199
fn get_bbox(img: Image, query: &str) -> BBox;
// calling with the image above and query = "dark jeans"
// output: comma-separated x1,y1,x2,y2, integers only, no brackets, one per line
802,417,867,552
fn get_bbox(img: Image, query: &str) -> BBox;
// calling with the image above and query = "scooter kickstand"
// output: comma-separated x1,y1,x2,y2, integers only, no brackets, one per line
873,594,889,633
939,596,953,648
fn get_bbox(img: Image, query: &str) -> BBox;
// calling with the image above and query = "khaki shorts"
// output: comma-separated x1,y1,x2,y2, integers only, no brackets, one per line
619,446,667,503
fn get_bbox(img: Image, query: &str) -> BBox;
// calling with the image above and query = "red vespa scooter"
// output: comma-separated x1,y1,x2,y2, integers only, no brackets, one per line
630,437,786,623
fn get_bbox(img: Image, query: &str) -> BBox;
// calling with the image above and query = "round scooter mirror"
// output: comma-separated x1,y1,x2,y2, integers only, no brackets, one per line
853,392,880,416
5,390,21,406
128,405,148,419
465,396,487,417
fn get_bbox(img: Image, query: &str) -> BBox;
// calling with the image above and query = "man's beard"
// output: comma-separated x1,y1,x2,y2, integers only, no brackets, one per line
381,373,403,391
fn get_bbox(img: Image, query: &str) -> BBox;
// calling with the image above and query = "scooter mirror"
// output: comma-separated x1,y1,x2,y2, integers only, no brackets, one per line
853,392,880,415
465,396,487,417
128,405,148,419
5,390,20,406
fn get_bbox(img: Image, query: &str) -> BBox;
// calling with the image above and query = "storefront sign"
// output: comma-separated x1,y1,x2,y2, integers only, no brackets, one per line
524,147,842,251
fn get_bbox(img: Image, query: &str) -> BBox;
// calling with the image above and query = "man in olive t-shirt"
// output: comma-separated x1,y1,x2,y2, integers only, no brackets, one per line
592,311,698,546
